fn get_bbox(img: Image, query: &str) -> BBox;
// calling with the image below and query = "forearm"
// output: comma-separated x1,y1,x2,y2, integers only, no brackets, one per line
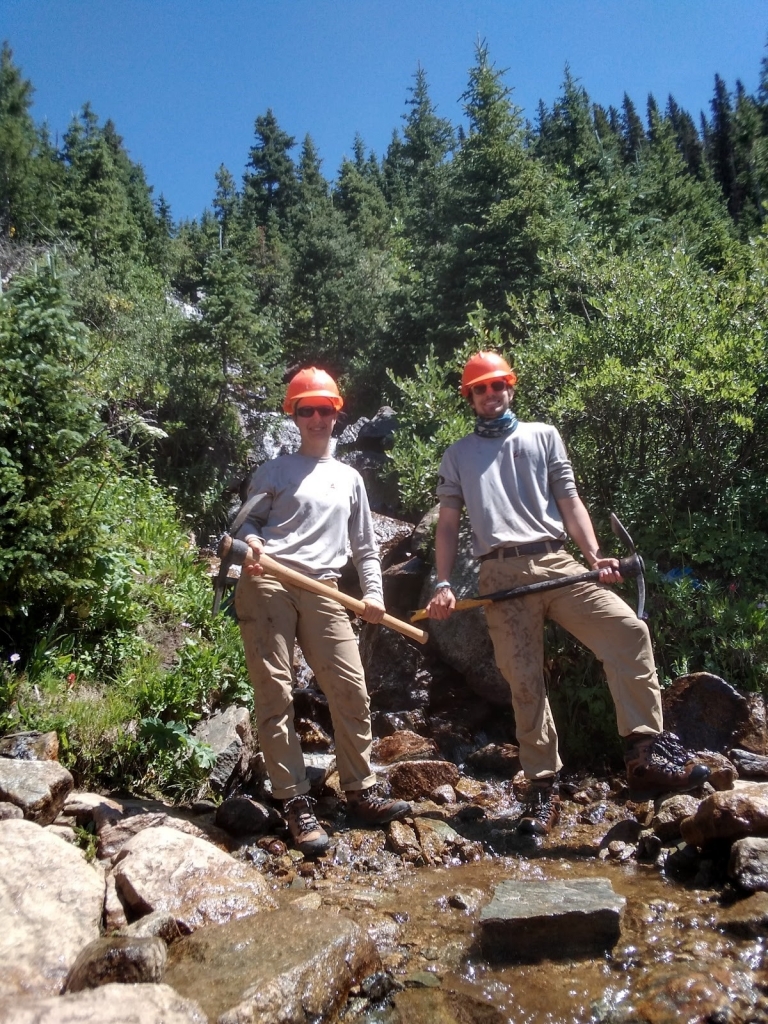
556,495,602,567
434,506,461,581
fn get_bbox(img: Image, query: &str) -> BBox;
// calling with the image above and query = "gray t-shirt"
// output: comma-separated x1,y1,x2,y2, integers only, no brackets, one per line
436,422,579,558
235,453,383,601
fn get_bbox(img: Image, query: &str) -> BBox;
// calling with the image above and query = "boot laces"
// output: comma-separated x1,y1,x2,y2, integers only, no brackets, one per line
524,785,556,821
284,795,320,834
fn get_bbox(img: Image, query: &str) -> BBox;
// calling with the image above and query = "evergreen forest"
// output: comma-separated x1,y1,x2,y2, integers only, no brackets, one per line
1,41,767,791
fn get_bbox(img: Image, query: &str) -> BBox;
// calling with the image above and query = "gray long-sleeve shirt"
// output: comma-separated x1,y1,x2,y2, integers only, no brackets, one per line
235,452,383,601
436,422,579,558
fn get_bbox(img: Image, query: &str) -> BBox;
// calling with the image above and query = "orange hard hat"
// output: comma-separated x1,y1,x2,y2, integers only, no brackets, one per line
460,352,517,397
283,367,343,414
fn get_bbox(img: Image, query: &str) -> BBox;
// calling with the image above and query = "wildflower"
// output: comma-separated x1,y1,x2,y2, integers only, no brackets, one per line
10,653,20,664
67,673,76,686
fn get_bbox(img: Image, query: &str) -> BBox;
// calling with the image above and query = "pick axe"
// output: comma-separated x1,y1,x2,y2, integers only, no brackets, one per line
213,534,429,645
411,513,646,622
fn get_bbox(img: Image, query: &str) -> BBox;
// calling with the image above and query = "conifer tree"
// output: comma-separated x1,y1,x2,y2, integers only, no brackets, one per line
0,44,49,239
242,109,297,227
620,94,646,163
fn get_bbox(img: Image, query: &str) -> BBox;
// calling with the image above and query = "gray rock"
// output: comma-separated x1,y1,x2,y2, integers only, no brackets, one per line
120,911,181,944
730,837,768,892
479,877,625,961
730,748,768,778
652,793,702,842
361,625,431,714
0,819,105,996
0,757,73,824
0,800,23,820
662,673,766,754
112,824,276,931
0,730,59,760
164,906,380,1024
215,796,275,836
64,935,168,992
192,705,253,796
357,406,398,451
418,527,512,707
0,982,207,1023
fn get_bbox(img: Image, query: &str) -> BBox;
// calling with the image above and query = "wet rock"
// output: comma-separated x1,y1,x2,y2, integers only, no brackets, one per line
0,730,59,761
372,730,438,764
103,871,129,931
0,983,207,1023
64,935,167,992
294,717,332,750
730,748,768,779
0,819,104,996
431,784,457,805
97,810,230,860
120,911,182,943
448,889,483,912
413,817,480,865
392,987,508,1023
662,672,763,753
0,800,23,819
696,750,737,790
680,783,768,846
718,891,768,937
609,963,767,1024
388,760,460,800
191,704,253,796
729,837,768,892
292,686,333,734
165,905,380,1023
215,796,276,837
466,742,521,776
111,824,276,931
479,877,625,961
386,819,423,862
652,793,703,842
0,758,73,824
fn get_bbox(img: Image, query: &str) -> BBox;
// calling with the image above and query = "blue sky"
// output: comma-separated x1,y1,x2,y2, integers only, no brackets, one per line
2,1,766,221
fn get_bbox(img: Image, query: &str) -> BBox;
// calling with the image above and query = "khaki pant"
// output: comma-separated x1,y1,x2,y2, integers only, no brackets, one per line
480,550,662,780
235,574,376,800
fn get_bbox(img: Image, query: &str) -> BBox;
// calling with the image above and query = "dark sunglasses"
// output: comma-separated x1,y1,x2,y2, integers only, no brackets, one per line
472,380,508,395
296,405,336,418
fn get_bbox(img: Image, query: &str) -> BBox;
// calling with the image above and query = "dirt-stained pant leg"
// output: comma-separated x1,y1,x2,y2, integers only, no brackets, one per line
542,551,662,738
481,557,563,779
295,585,376,794
235,574,309,800
480,550,662,779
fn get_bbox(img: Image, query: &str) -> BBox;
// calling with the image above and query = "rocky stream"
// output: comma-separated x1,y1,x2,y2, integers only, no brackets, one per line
2,411,768,1023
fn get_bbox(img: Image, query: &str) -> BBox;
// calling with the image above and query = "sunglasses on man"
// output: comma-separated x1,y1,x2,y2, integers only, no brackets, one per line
296,405,336,418
472,380,509,395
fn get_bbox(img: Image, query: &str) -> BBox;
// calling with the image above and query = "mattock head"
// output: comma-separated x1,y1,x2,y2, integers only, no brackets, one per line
610,513,646,620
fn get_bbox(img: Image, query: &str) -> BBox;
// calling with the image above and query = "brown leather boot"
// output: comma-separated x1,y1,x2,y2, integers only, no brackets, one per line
283,795,329,857
624,731,710,798
346,786,410,824
518,776,561,836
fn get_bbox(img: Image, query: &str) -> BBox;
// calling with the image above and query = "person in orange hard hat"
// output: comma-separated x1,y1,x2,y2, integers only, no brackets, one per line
426,352,709,836
234,367,409,857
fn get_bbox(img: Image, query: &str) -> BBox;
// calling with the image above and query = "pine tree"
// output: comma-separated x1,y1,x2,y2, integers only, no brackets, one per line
707,74,739,217
242,109,297,227
620,94,646,163
0,44,43,239
666,95,704,177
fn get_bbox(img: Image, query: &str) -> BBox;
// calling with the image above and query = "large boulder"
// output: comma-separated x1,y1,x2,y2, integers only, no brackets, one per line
662,673,768,754
164,906,380,1024
0,983,207,1023
681,783,768,846
0,819,105,996
0,758,73,824
191,705,254,796
111,824,276,931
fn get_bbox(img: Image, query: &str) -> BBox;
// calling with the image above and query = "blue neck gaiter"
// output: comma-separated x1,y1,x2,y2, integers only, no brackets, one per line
474,409,519,439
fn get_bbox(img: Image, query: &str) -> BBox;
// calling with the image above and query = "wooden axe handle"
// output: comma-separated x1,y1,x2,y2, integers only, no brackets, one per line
250,551,429,645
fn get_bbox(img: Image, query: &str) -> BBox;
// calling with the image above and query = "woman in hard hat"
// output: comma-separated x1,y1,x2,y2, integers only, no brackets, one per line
426,352,709,836
234,367,409,856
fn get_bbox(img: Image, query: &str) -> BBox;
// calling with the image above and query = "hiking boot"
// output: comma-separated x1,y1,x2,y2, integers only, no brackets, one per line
624,731,710,798
283,795,329,857
346,786,410,824
518,776,560,836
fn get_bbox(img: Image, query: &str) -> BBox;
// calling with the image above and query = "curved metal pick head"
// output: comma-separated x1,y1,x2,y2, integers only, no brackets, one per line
610,513,636,554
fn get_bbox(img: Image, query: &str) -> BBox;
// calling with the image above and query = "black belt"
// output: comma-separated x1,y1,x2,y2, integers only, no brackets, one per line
479,540,564,562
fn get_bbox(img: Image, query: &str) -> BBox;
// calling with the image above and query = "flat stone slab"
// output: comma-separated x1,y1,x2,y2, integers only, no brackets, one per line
479,877,625,961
